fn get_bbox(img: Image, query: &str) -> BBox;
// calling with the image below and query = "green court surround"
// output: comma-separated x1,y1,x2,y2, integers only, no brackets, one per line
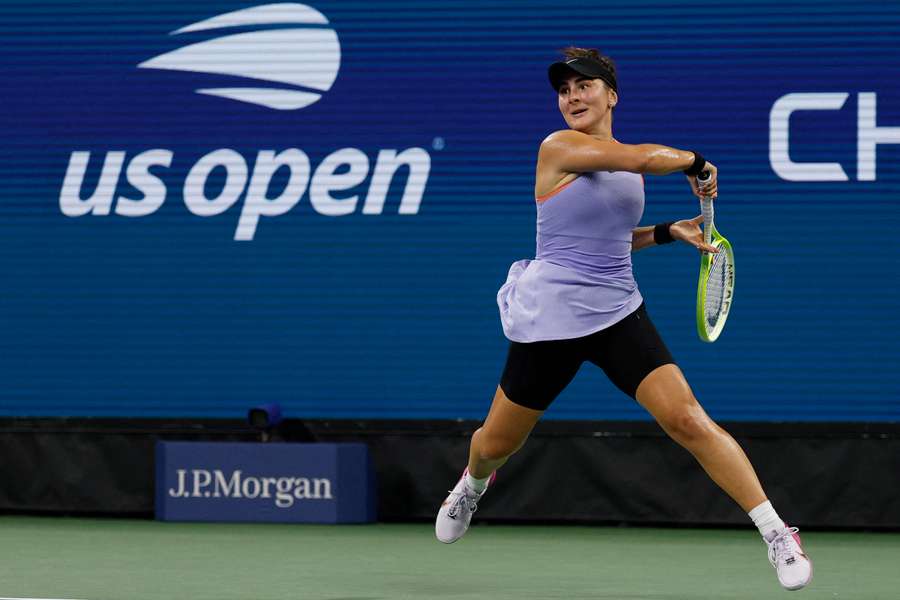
2,517,897,599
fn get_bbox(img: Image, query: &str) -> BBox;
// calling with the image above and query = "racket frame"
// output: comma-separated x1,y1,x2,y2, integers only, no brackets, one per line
696,197,735,342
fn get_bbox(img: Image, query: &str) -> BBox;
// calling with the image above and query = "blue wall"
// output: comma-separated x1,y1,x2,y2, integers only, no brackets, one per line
2,0,899,420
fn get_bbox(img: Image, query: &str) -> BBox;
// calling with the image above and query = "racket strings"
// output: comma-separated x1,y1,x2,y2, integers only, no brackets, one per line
705,249,729,329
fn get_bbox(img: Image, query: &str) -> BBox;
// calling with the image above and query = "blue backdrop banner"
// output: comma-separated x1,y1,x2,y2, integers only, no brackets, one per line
155,441,376,523
2,1,899,421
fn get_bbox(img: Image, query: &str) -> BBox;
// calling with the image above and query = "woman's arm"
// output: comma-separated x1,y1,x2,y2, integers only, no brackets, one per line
631,225,657,252
632,216,719,253
539,130,697,175
536,129,718,200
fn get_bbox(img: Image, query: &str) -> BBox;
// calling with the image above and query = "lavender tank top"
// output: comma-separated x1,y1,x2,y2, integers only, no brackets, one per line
497,170,645,342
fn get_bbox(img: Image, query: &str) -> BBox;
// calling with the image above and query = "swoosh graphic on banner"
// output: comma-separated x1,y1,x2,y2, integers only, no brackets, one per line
138,28,340,92
196,87,322,110
173,2,329,34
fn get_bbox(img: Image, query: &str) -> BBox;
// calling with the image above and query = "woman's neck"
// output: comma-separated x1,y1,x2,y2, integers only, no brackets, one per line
581,117,613,141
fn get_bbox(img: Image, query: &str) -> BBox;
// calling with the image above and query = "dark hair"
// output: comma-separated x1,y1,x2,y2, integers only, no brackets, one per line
560,47,617,89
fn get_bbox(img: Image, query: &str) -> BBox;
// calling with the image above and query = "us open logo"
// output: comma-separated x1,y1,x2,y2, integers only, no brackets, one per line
138,3,341,110
61,2,433,240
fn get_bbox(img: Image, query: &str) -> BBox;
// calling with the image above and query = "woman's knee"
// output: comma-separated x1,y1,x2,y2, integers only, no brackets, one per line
660,404,716,447
472,426,527,461
636,367,717,447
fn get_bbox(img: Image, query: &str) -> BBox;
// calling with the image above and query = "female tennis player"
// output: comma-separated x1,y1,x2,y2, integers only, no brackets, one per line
435,48,812,591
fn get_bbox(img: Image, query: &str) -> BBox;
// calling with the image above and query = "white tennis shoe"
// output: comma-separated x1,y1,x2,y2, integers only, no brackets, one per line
767,526,813,591
435,468,495,544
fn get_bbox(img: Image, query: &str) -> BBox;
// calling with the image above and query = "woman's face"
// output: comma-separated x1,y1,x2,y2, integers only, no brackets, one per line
557,75,616,131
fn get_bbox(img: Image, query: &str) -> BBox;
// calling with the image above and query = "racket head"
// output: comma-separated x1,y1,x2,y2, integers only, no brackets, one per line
696,230,735,342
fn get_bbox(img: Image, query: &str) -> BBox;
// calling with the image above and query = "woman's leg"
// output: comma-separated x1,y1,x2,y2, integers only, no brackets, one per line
435,384,546,543
635,363,813,590
634,363,766,512
467,385,545,478
436,337,579,543
466,336,582,478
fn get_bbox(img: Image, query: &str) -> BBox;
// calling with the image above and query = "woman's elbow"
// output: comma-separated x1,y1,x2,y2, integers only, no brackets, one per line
628,155,651,175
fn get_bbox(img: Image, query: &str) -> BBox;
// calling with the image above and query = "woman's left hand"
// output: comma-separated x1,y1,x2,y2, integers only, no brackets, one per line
670,215,718,253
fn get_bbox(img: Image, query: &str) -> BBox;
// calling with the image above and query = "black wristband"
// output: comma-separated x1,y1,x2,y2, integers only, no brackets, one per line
683,151,706,176
653,222,676,245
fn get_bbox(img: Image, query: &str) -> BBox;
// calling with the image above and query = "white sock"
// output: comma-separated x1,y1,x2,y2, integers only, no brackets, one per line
465,471,490,494
748,500,786,540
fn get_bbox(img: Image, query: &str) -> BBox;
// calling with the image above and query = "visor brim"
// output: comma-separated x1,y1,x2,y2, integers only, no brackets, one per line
548,59,617,93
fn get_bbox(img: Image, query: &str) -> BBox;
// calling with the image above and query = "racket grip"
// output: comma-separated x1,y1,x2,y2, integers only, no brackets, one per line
697,171,714,244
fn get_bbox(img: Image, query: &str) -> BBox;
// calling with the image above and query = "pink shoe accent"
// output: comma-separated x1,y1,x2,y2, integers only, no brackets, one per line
785,524,809,559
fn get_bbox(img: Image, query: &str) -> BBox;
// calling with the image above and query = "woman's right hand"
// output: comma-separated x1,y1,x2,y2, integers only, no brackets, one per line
687,161,717,200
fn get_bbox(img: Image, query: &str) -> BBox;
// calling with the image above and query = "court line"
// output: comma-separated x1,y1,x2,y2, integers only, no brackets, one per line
0,597,88,600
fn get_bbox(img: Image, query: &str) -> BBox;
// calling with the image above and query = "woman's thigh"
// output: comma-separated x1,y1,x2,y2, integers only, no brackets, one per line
488,337,583,448
479,385,545,449
634,363,713,440
500,338,583,411
587,303,675,399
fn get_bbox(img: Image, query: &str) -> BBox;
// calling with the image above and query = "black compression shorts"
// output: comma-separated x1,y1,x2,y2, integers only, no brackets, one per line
499,302,675,411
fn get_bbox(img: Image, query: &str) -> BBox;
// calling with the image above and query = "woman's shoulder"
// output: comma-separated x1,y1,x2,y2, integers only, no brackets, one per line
541,130,625,145
540,129,589,148
539,130,624,161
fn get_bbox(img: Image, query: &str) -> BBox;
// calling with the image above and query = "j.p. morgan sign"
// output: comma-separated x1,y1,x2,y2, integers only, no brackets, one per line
155,442,375,523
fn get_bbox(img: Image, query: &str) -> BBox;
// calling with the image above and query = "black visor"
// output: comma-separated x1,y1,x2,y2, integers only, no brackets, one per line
548,57,617,93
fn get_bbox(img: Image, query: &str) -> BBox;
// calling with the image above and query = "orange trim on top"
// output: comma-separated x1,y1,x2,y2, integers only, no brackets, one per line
536,177,579,203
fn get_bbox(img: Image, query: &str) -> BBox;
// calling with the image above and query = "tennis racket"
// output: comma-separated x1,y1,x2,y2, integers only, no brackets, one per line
696,171,735,342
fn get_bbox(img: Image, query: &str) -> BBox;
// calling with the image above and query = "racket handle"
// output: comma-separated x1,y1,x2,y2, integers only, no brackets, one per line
697,171,714,244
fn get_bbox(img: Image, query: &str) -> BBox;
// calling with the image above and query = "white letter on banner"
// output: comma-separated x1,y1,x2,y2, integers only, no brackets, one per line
260,477,277,499
183,149,248,216
60,151,125,216
213,470,242,498
309,148,369,216
769,93,849,182
191,469,212,497
168,469,189,498
235,149,310,240
294,478,311,499
363,148,431,214
115,149,173,217
312,478,333,499
275,478,295,508
858,93,900,181
242,477,261,499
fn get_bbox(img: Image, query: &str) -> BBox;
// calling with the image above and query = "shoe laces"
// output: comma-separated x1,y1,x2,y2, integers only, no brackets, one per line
446,487,480,519
768,527,801,567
